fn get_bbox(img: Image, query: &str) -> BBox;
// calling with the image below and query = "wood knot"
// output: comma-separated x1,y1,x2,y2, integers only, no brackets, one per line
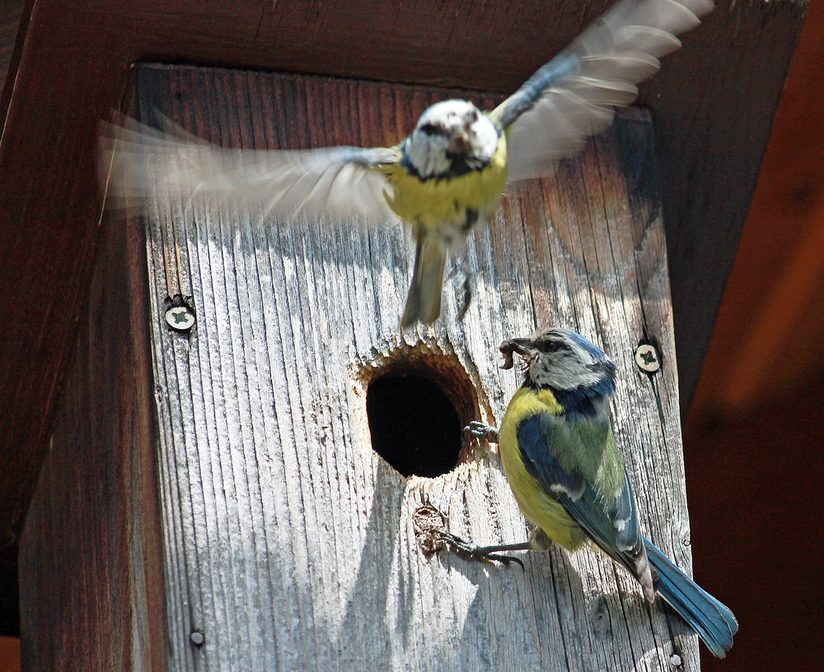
412,505,447,555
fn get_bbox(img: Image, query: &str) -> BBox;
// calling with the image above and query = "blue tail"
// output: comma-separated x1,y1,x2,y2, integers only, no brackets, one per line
643,536,738,658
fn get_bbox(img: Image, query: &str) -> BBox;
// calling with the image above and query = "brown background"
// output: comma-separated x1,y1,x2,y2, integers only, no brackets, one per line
685,0,824,669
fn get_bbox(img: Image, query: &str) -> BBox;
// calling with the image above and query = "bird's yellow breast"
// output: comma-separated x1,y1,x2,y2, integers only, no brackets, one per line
498,387,588,550
381,134,508,230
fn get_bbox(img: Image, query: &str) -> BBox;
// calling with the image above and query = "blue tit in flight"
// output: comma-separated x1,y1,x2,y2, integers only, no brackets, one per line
103,0,714,327
441,328,737,658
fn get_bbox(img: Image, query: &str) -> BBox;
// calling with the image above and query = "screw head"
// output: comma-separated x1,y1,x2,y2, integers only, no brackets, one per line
190,630,205,646
669,653,683,667
634,343,660,374
165,305,195,332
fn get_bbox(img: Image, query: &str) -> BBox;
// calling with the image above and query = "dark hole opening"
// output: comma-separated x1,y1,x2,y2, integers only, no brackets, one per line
367,373,462,477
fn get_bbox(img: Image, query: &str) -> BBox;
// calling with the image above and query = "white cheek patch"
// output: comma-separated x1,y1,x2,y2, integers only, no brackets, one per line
529,365,554,388
528,352,603,391
406,133,451,178
471,117,500,162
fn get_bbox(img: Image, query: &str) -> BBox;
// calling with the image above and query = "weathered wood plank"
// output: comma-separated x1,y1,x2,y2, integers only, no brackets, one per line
136,64,697,670
17,219,167,671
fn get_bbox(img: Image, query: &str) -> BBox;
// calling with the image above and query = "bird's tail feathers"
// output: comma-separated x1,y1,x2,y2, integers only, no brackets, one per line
401,234,447,328
644,536,738,659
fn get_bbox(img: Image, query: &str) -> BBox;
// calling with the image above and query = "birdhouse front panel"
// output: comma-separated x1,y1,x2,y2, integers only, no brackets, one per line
133,63,696,671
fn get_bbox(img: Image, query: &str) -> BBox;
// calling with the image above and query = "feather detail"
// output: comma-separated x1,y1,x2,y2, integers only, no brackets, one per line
497,0,714,182
99,114,399,224
401,233,447,327
645,537,738,657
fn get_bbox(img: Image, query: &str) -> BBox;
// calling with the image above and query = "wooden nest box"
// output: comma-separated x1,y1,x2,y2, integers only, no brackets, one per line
0,1,806,670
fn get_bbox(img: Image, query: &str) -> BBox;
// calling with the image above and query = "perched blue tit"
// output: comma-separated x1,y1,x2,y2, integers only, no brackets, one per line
444,328,737,658
103,0,713,327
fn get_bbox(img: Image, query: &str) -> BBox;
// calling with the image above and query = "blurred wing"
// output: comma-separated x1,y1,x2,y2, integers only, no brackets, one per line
491,0,714,182
99,115,400,223
516,413,646,572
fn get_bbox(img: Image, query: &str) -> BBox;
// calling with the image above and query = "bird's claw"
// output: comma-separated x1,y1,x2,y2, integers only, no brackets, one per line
437,531,525,570
462,421,499,445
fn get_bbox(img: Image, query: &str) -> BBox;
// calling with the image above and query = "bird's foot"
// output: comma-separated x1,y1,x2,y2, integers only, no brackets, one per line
437,531,527,569
463,421,499,445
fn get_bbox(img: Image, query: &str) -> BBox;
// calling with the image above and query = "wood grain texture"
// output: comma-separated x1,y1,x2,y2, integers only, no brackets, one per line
0,0,803,633
17,219,167,671
136,64,699,670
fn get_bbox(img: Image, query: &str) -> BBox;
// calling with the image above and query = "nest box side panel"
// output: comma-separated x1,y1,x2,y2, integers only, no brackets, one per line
18,220,166,671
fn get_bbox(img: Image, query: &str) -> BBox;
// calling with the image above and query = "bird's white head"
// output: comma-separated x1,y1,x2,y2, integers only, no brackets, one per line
501,327,617,395
404,100,499,179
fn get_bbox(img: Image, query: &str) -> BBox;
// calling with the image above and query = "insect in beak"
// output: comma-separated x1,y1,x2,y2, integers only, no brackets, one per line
499,338,537,370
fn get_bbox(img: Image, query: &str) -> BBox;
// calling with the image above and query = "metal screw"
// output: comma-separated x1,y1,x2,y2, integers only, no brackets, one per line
165,305,195,332
190,630,205,647
634,343,660,374
669,653,683,668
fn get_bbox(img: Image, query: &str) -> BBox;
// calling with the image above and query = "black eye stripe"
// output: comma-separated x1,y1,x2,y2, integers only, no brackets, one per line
536,340,567,353
419,122,443,136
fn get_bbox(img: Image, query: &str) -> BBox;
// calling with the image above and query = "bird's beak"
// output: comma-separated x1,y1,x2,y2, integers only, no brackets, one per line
499,338,537,370
447,134,470,154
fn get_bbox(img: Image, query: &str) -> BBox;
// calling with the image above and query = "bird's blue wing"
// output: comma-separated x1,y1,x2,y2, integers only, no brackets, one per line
491,0,714,182
516,412,648,579
516,412,588,499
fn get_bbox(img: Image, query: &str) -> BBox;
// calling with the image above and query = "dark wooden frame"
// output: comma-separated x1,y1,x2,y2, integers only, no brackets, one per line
18,219,166,669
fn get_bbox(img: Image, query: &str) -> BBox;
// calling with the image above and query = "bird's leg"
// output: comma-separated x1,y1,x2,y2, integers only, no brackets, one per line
446,257,472,320
453,423,549,567
438,527,551,568
463,420,499,445
457,274,472,321
437,531,527,569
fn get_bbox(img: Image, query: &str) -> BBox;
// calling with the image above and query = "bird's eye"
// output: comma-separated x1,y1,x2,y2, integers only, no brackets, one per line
536,340,565,353
419,122,441,136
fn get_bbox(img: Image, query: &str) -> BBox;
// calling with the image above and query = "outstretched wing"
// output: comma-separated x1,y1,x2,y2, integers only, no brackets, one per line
516,412,653,598
490,0,713,182
99,115,400,223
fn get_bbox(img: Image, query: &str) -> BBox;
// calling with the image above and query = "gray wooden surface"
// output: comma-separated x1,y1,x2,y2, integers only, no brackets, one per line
140,65,696,671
